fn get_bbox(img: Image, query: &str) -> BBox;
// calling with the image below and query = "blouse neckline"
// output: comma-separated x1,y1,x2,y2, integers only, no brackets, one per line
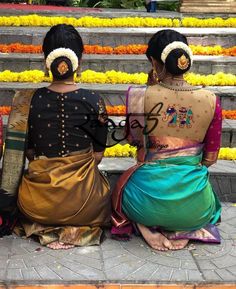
46,87,81,94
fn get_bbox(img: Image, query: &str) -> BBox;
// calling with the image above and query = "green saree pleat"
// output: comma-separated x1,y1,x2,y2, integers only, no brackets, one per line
122,154,221,231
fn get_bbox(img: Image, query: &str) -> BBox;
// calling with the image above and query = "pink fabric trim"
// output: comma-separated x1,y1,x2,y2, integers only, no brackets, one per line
203,97,222,153
111,225,133,241
0,116,2,146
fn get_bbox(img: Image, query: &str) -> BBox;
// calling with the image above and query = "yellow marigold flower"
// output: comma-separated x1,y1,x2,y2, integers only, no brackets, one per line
0,15,235,27
0,70,235,86
218,148,236,160
104,144,137,158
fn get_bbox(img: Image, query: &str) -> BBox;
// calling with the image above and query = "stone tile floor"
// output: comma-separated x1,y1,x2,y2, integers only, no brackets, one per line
0,203,235,283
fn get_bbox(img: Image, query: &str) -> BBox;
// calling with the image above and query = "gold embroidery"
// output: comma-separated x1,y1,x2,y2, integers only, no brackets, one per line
57,61,69,75
202,151,219,166
177,54,189,70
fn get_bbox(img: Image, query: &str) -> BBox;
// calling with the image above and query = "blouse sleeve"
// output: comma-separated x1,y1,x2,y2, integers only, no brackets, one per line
93,96,108,152
0,116,3,159
203,97,222,163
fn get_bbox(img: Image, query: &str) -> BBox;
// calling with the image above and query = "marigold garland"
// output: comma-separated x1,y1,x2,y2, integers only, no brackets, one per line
0,15,235,28
0,106,11,115
0,43,42,54
0,70,235,86
218,147,236,160
106,105,126,115
104,144,236,160
189,45,236,57
104,144,137,158
1,43,236,56
222,110,236,120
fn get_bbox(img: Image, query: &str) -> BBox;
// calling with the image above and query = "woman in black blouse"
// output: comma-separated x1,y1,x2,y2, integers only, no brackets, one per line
2,24,110,249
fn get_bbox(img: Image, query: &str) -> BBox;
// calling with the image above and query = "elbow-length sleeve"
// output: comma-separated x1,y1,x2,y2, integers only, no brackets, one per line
0,115,3,159
93,96,108,152
203,97,222,164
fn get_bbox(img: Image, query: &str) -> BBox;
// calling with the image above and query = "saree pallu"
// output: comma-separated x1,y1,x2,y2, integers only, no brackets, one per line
16,150,111,246
122,154,221,232
0,90,35,237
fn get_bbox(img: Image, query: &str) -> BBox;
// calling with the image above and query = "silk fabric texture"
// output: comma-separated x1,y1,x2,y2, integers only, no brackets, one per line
18,150,110,227
112,84,222,240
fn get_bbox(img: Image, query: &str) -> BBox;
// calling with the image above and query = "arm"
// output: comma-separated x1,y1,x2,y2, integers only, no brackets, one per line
93,97,108,165
0,116,3,160
26,121,35,161
202,97,222,167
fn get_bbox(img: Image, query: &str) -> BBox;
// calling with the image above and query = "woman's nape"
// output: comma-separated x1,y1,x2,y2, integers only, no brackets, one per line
146,29,193,89
42,24,84,93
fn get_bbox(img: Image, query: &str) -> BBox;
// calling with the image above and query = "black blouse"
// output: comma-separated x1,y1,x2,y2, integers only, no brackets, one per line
28,87,108,157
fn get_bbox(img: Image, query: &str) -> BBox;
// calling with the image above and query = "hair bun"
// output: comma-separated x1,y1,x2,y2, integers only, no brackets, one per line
165,49,191,75
50,56,73,80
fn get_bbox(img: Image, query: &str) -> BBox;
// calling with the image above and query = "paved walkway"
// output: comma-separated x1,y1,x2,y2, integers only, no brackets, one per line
0,3,235,18
0,203,235,283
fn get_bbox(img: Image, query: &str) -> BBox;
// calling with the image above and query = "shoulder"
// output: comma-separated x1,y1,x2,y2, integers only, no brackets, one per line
79,88,101,101
197,88,216,98
31,87,47,97
13,89,39,106
196,88,217,106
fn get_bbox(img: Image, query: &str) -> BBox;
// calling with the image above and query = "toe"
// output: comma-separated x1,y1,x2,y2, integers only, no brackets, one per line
163,238,172,249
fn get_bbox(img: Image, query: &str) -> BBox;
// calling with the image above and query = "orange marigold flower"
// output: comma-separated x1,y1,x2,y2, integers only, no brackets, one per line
0,106,11,115
106,105,126,115
0,43,236,56
222,110,236,119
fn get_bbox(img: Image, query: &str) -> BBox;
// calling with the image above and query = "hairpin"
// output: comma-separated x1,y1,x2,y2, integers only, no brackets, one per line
177,54,189,70
57,61,69,75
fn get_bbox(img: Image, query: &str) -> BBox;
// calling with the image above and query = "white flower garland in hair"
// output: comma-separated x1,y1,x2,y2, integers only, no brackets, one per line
161,41,193,65
46,48,79,72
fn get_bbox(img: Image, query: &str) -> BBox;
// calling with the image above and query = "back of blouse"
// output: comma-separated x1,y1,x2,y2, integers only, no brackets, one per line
28,87,108,158
143,84,221,159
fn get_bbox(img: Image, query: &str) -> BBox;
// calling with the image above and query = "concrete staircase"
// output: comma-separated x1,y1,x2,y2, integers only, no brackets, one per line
180,0,236,13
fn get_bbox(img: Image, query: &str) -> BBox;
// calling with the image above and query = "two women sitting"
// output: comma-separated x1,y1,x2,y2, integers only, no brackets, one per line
0,25,222,251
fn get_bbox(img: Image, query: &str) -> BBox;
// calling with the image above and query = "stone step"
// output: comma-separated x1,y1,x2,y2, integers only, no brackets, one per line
180,0,236,13
0,53,235,75
0,27,236,47
99,158,236,202
0,83,235,110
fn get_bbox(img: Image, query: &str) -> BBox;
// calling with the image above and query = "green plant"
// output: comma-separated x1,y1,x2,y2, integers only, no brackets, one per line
67,0,89,6
96,0,121,8
121,0,144,9
33,0,46,4
96,0,144,9
157,1,180,11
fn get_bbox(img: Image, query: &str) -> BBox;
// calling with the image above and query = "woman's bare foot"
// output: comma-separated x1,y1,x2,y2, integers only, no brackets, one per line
137,223,172,251
169,239,189,250
47,241,75,250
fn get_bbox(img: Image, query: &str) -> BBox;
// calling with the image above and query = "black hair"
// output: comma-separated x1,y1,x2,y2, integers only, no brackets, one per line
43,24,84,80
146,29,191,75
